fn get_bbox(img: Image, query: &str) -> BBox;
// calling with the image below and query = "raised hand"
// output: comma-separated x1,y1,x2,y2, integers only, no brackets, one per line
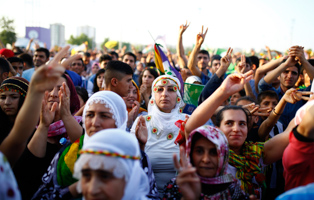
236,55,247,74
288,46,306,64
242,103,271,117
221,47,233,70
195,26,208,47
127,101,140,127
59,82,71,117
283,88,312,104
135,115,148,151
220,70,253,96
30,46,70,93
179,21,190,35
40,91,57,127
173,146,201,200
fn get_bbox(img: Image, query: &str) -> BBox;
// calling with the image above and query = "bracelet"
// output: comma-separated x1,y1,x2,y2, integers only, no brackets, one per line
273,109,281,116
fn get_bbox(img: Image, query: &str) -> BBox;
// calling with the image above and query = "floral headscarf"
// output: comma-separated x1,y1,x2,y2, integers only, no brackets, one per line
147,75,185,136
187,125,234,184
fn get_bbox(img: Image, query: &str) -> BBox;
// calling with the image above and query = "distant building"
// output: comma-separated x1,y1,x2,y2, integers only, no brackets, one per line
77,25,96,48
50,23,65,47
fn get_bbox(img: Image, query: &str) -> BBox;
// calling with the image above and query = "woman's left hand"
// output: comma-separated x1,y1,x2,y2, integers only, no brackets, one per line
59,82,71,117
174,146,201,200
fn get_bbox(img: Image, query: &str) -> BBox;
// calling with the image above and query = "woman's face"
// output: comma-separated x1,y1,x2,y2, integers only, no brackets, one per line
0,91,20,116
81,164,126,200
123,84,138,109
97,73,105,88
192,137,218,178
84,102,117,136
229,92,241,105
218,109,247,150
154,82,178,113
142,70,155,87
47,77,67,111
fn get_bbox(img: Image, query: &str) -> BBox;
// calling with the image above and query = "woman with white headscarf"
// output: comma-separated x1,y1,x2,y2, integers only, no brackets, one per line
33,91,128,199
73,129,149,200
131,75,187,195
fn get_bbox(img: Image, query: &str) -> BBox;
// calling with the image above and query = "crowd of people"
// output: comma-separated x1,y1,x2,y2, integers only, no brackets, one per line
0,23,313,200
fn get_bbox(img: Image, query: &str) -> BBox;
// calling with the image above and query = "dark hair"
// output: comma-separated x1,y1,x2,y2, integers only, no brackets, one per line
109,51,119,59
238,89,246,97
93,68,106,93
7,57,23,64
235,96,257,105
236,56,252,67
35,47,50,59
104,61,133,86
138,68,159,87
73,58,86,71
75,86,89,103
147,62,156,68
123,52,137,62
99,54,112,63
189,132,207,166
257,90,279,104
18,53,34,67
211,55,221,67
215,105,249,128
308,59,314,66
0,58,11,73
84,52,91,57
280,59,301,75
198,50,210,58
249,56,259,69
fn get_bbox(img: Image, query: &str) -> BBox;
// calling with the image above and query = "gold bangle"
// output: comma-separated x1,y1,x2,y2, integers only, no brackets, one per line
273,109,281,116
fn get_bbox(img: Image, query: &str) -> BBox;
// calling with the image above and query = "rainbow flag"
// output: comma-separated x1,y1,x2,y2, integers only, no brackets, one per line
154,43,184,95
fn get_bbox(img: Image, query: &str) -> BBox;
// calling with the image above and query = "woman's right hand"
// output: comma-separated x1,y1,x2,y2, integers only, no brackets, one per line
173,146,201,200
40,91,57,128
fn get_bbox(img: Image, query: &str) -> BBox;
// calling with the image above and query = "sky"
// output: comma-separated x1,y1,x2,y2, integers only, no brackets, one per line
1,0,313,52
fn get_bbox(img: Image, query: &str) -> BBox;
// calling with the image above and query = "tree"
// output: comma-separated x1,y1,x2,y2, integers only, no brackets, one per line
67,33,94,49
0,17,17,46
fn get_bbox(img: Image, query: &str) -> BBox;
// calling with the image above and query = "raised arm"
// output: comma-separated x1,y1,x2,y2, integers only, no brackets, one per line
177,22,189,69
187,26,208,78
0,46,72,166
25,38,34,53
254,56,287,92
186,70,253,134
263,56,297,84
265,46,272,61
289,46,314,80
258,88,312,141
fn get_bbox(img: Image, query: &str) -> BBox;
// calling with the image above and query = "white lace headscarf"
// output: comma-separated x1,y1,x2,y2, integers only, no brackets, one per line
82,91,128,144
73,129,149,200
147,75,185,135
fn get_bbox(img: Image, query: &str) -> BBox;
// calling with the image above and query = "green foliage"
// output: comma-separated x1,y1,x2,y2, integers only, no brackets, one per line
67,33,94,49
0,17,17,46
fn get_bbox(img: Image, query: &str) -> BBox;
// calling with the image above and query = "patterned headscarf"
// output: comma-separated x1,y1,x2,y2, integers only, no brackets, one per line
147,75,185,136
74,129,149,200
187,125,234,184
0,77,29,98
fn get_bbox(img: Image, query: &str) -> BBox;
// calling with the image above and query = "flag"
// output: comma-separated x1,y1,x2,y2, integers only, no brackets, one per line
183,83,205,107
154,43,184,95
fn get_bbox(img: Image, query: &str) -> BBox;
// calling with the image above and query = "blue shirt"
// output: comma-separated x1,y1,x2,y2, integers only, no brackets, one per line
276,183,314,200
258,77,310,128
22,68,35,82
65,70,82,86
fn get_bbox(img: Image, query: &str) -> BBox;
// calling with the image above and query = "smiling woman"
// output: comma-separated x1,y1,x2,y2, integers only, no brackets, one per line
0,77,29,144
